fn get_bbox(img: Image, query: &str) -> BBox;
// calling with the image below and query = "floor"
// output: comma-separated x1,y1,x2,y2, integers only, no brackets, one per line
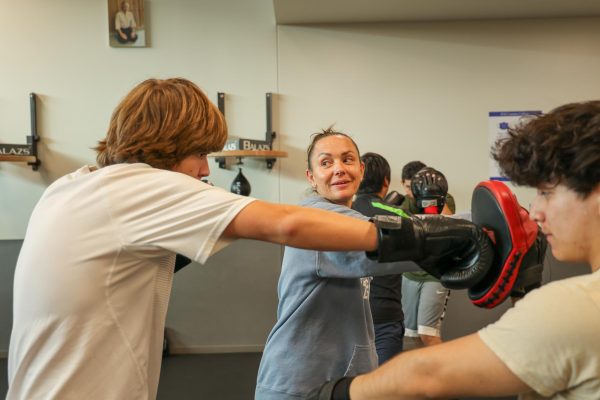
1,353,516,399
0,353,259,400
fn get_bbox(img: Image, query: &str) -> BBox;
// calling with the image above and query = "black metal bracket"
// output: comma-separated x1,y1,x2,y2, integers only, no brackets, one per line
214,92,278,169
217,92,276,145
0,93,41,171
265,158,276,169
216,157,227,169
28,93,41,171
265,92,276,144
214,157,277,170
217,92,225,117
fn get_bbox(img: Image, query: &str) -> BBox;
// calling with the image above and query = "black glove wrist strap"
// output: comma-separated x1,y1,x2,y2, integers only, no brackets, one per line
366,215,420,262
331,376,355,400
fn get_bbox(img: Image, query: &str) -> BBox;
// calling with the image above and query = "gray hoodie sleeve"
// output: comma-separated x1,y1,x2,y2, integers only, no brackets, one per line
316,250,420,278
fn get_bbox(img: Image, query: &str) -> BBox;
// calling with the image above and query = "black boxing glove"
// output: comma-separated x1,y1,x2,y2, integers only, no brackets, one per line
367,215,493,288
383,190,405,206
438,222,496,289
306,377,354,400
411,167,448,214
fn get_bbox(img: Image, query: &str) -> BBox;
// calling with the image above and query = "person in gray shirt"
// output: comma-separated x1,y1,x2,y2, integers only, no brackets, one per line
255,128,489,400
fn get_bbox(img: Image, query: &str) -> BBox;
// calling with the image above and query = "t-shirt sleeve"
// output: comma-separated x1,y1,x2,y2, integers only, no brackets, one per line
478,281,597,397
104,168,255,264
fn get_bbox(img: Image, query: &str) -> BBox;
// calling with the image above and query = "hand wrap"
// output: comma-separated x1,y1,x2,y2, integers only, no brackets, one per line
306,377,354,400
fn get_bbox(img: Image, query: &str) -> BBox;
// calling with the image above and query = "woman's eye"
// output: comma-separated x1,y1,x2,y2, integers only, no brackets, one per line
320,160,331,167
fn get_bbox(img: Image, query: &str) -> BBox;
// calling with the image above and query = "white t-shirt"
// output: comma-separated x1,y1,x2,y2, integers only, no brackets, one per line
479,269,600,399
8,163,255,400
115,10,136,30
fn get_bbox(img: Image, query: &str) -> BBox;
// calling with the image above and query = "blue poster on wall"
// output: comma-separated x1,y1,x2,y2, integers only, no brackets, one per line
488,110,542,181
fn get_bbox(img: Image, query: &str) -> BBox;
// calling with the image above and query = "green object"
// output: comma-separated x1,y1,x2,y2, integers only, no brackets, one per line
371,201,411,218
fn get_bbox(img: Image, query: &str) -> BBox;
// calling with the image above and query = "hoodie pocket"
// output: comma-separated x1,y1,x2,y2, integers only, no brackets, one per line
344,343,377,376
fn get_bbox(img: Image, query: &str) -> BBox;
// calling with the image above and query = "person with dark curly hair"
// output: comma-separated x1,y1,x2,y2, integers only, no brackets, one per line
309,100,600,400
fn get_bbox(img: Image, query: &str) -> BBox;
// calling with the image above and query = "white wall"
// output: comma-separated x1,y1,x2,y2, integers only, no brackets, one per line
277,17,600,209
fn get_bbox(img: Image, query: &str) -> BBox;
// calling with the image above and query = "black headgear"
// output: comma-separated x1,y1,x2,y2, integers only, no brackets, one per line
411,167,448,214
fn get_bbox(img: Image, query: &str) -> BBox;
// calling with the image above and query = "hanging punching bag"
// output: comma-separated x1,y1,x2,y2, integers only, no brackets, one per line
231,167,251,196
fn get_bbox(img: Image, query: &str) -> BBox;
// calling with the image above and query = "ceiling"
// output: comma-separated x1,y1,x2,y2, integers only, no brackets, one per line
273,0,600,24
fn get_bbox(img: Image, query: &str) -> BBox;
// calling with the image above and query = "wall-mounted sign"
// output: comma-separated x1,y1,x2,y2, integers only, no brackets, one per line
488,110,542,180
0,144,32,156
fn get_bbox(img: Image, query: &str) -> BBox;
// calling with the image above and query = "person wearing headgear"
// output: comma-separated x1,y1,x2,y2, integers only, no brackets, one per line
352,152,411,364
6,78,493,400
255,131,493,400
308,100,600,400
401,165,455,347
399,161,456,215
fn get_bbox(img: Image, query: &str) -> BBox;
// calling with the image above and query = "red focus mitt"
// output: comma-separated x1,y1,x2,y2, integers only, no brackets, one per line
469,180,546,308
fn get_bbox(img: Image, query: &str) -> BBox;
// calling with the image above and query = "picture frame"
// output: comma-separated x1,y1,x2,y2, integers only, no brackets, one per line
108,0,146,48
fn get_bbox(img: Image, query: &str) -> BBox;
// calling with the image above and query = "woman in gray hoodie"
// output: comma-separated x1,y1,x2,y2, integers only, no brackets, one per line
255,128,422,400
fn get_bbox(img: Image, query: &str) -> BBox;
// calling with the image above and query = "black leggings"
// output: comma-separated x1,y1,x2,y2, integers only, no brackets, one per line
116,27,137,43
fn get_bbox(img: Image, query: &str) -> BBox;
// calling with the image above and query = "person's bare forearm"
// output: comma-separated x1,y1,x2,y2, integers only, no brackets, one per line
349,345,443,400
349,334,529,399
224,201,378,252
276,204,378,251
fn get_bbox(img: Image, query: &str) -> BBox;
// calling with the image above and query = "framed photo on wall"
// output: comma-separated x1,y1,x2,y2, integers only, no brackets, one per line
108,0,146,47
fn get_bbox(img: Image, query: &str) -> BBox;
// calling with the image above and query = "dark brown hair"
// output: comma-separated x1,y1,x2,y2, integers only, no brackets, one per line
95,78,227,170
306,126,360,171
358,152,390,194
492,100,600,197
401,160,426,181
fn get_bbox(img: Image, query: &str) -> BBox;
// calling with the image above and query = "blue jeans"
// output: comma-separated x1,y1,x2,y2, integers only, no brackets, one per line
373,320,405,365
